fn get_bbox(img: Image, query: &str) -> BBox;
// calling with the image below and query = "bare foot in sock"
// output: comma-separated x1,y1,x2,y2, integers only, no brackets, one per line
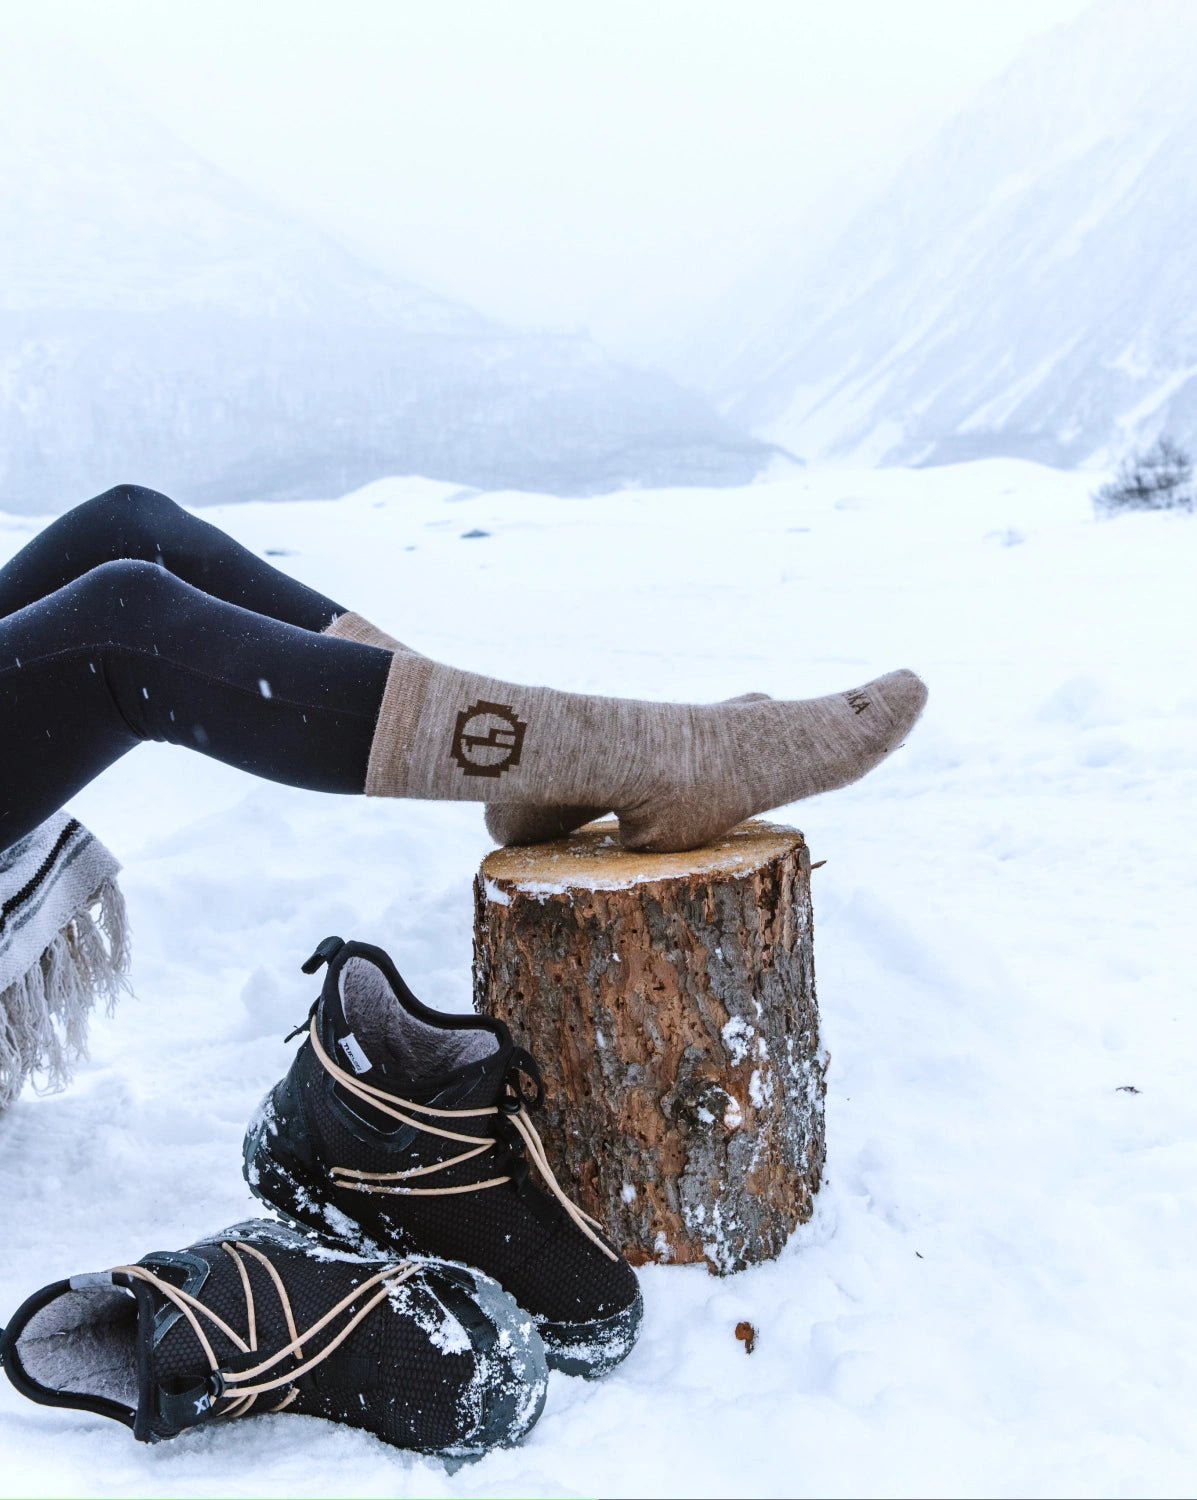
365,650,928,853
483,802,608,846
613,672,926,850
482,694,774,846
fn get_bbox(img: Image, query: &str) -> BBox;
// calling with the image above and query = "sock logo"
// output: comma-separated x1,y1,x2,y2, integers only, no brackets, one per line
451,700,527,778
845,690,871,715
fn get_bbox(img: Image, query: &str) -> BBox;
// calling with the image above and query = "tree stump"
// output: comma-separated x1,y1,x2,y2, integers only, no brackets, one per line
472,819,825,1275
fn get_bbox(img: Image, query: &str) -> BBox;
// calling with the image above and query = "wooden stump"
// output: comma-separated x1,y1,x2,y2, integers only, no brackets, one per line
472,819,825,1275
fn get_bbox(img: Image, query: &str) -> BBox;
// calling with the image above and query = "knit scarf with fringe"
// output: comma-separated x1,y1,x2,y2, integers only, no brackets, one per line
0,813,129,1112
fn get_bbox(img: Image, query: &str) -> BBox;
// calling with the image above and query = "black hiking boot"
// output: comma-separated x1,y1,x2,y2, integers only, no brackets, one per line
243,937,642,1378
0,1218,546,1456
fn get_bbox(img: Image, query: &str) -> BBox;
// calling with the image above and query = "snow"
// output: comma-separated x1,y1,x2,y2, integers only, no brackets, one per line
2,458,1196,1496
721,1017,753,1066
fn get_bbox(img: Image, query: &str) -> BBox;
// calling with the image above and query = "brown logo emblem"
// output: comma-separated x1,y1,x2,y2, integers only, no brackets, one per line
451,700,527,778
845,689,871,716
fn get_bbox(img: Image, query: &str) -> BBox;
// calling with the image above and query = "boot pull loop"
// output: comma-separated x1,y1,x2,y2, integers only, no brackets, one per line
291,936,345,1038
156,1371,225,1430
301,936,345,975
502,1049,545,1114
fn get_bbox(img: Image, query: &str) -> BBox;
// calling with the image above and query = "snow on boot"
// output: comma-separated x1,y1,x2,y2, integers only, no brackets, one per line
0,1217,546,1456
243,937,643,1378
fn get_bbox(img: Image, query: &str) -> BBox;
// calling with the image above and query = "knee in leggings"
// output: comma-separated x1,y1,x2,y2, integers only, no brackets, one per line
68,557,183,641
63,560,193,741
84,483,183,548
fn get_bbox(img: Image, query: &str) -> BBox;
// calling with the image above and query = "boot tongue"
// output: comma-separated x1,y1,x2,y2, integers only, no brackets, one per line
317,977,395,1094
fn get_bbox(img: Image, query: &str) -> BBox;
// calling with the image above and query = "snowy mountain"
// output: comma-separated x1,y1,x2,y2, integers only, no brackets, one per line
0,43,769,513
715,0,1197,468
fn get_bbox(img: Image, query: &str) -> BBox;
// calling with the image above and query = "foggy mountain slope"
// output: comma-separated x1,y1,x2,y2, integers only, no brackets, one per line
0,44,769,512
716,0,1197,468
0,41,484,331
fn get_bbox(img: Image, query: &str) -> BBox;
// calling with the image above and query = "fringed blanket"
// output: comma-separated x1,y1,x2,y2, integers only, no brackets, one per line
0,814,129,1111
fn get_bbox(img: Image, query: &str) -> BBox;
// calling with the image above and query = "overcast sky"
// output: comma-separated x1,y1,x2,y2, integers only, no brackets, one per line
13,0,1094,359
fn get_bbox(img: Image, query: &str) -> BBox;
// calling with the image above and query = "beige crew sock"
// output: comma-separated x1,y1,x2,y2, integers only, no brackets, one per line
324,612,596,845
323,611,407,653
363,649,928,853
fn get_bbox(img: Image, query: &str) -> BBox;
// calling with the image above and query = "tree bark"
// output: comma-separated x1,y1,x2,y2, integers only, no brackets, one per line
472,819,825,1275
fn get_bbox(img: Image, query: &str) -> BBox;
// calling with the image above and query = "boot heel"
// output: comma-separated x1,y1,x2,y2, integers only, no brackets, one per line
242,1090,353,1248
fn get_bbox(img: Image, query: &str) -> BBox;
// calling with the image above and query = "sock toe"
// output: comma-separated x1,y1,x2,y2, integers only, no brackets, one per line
866,668,929,745
617,669,928,853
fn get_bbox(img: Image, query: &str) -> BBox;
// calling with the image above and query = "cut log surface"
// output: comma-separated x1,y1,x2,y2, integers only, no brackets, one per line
472,819,825,1275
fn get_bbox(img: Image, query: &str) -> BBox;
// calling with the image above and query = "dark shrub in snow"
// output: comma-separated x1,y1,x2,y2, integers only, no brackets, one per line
1094,437,1194,515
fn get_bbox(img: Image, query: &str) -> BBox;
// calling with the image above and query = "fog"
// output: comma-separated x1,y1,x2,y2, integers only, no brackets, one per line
15,0,1091,360
17,0,1181,509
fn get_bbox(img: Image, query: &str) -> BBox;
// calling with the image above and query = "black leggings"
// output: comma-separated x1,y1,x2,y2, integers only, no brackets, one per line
0,485,393,853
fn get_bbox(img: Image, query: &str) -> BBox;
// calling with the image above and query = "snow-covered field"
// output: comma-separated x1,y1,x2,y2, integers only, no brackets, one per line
1,460,1194,1498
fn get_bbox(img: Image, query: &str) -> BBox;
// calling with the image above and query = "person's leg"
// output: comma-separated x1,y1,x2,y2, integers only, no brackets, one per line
0,484,344,630
0,561,391,852
0,484,584,846
1,517,928,858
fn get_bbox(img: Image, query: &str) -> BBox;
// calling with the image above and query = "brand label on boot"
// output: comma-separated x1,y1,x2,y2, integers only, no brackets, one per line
450,700,527,778
339,1032,372,1075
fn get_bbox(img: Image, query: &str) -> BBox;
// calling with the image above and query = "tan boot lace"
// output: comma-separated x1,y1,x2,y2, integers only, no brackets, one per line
309,1018,618,1262
114,1241,417,1419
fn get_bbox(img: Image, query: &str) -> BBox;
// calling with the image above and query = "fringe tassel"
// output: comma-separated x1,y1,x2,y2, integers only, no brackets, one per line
0,878,131,1112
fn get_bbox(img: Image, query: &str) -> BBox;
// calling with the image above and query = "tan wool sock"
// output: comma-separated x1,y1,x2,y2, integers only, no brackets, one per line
324,613,598,845
323,611,407,653
483,694,768,845
362,648,928,853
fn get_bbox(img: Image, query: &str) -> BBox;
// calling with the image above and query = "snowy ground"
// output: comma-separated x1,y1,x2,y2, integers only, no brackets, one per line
0,460,1194,1498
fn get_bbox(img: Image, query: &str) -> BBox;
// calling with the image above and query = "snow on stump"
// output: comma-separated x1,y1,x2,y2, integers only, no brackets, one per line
472,819,825,1275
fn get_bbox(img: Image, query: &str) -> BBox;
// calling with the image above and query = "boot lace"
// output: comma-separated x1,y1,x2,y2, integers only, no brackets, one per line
115,1241,417,1420
308,1017,618,1262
